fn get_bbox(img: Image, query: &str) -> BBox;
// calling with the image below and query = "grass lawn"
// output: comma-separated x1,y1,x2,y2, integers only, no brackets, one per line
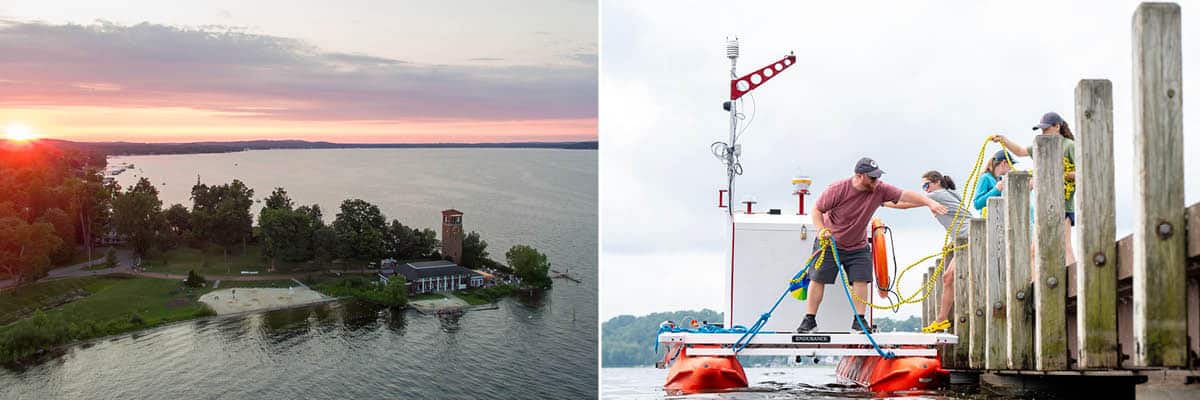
454,285,517,306
141,245,270,276
0,276,217,362
0,277,113,325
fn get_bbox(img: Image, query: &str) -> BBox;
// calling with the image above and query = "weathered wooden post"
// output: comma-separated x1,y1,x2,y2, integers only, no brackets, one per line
968,218,987,369
1132,2,1187,367
923,271,931,327
1074,78,1118,368
933,259,943,324
952,237,970,367
1033,134,1067,370
1004,171,1034,369
986,197,1008,369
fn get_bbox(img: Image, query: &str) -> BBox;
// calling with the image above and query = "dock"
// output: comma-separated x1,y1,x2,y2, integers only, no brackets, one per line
925,4,1198,398
551,269,582,283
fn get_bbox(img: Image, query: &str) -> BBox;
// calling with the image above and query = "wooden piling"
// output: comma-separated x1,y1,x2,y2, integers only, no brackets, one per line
1003,171,1034,370
952,237,970,368
933,259,943,322
1074,78,1119,368
1033,134,1067,370
922,271,930,327
968,218,987,369
986,197,1008,370
1132,2,1187,367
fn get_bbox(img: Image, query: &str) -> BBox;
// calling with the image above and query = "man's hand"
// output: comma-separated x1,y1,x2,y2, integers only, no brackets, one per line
818,228,831,240
996,179,1005,191
928,203,948,215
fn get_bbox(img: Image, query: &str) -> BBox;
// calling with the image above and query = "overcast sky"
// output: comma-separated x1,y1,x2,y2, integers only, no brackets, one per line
600,0,1200,321
0,0,596,142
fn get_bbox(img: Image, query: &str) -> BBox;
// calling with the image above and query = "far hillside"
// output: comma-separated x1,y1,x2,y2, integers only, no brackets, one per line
601,310,921,367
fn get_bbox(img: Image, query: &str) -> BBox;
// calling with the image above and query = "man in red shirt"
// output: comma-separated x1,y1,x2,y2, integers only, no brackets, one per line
798,157,948,333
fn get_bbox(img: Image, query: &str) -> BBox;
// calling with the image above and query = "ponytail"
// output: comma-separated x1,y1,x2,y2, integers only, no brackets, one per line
1059,121,1075,140
922,170,956,190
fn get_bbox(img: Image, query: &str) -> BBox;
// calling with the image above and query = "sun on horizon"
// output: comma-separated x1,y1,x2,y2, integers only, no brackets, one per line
4,122,40,142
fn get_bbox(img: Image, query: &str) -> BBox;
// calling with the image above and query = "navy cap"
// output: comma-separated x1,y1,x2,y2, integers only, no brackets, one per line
993,150,1017,164
854,157,884,178
1033,112,1065,130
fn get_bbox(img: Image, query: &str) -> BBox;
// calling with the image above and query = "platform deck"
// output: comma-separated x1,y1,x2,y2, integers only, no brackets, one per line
658,331,958,357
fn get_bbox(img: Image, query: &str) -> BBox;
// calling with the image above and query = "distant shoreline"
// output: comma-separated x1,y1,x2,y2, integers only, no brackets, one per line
37,138,598,158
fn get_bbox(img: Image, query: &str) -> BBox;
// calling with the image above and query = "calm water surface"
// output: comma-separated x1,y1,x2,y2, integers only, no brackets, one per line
2,148,597,399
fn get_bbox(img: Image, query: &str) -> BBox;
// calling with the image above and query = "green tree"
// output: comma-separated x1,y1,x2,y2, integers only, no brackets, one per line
332,199,388,262
0,204,63,283
507,245,551,289
36,207,76,265
382,275,407,307
185,269,206,288
414,228,439,259
312,225,337,264
260,208,319,263
111,178,163,257
460,231,488,268
163,203,191,235
262,187,294,211
190,180,254,262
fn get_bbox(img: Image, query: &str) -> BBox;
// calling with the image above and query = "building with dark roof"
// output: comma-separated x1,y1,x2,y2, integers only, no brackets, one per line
396,260,483,294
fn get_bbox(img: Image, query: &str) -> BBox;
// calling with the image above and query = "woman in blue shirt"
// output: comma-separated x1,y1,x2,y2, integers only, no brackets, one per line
973,150,1016,214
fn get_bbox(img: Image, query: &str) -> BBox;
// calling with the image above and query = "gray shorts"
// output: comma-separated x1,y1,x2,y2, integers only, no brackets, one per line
810,241,873,284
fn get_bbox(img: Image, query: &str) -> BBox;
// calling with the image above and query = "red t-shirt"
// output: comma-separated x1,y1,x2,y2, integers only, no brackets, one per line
814,178,903,250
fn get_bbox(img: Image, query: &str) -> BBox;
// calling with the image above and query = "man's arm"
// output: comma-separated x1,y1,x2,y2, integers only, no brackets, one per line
811,207,829,239
883,201,923,209
899,190,947,215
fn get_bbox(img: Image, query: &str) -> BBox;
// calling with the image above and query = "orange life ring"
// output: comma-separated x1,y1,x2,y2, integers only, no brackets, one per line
871,218,889,297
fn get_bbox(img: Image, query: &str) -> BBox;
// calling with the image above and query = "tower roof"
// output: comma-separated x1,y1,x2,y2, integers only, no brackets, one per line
442,209,463,216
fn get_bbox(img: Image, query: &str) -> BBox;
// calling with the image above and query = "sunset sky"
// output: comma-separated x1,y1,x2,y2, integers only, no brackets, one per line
0,0,597,143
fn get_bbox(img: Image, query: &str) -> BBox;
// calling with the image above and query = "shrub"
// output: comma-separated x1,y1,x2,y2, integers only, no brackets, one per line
185,270,206,288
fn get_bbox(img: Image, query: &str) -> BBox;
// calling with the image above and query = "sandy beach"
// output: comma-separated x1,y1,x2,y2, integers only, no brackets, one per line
199,287,331,315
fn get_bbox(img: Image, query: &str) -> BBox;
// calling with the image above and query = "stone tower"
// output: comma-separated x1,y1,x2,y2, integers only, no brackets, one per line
441,209,464,264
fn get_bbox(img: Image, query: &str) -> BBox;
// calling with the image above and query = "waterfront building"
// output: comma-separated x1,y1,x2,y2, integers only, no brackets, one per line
396,260,484,294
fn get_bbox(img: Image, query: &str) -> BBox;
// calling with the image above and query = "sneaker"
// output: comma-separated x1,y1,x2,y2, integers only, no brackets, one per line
796,315,817,333
850,316,871,333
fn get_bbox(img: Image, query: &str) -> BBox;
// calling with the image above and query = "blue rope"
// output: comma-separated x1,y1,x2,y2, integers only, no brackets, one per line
651,238,895,360
828,236,896,359
654,324,751,353
730,253,818,353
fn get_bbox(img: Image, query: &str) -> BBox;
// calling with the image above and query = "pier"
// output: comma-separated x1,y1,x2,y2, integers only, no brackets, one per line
924,4,1198,397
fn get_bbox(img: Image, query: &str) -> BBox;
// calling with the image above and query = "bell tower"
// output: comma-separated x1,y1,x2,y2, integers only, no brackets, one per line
441,209,464,264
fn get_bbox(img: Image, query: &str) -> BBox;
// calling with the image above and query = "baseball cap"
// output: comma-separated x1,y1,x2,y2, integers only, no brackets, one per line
854,157,884,178
993,150,1017,164
1033,112,1065,130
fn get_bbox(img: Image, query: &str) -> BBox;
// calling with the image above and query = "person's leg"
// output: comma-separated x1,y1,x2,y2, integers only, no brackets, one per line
806,283,825,315
851,281,869,315
936,259,955,322
1062,215,1076,266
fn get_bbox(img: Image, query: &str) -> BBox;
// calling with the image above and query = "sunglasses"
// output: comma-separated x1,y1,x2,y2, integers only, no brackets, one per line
921,182,931,190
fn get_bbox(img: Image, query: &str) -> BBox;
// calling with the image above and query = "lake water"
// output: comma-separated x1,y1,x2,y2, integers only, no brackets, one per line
1,148,597,399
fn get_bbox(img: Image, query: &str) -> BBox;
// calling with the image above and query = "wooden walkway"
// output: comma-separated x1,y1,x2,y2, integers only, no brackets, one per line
922,4,1197,397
